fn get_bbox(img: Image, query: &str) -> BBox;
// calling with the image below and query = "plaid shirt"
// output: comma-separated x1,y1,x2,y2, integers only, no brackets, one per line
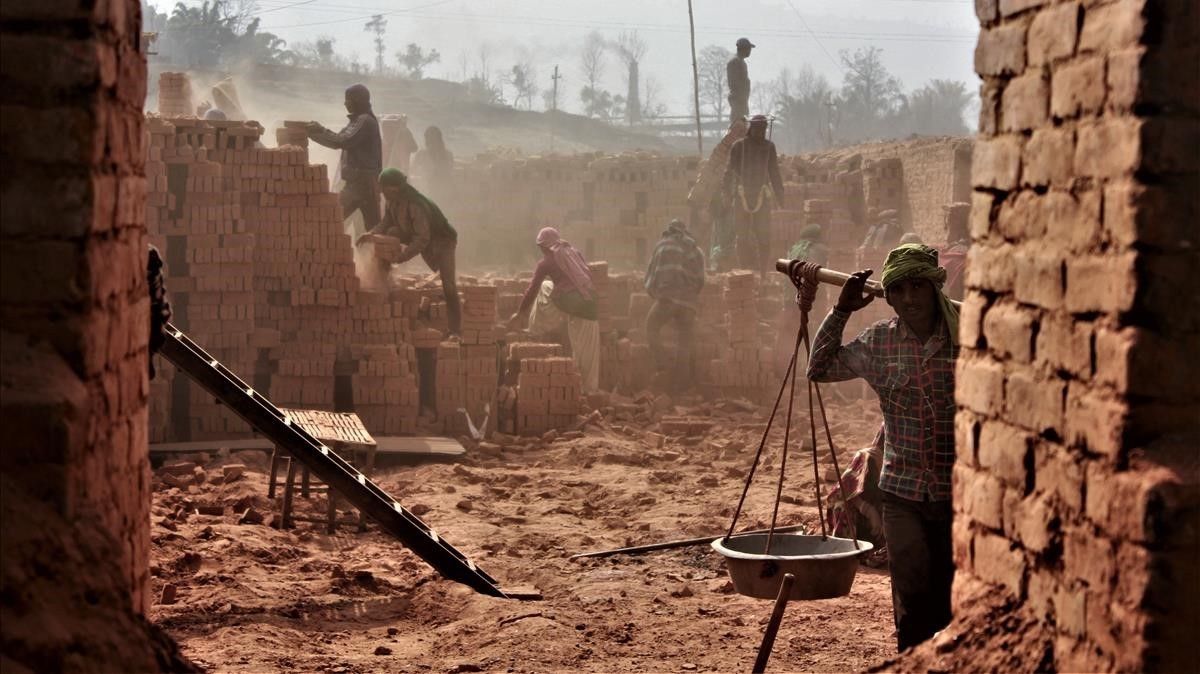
644,229,706,310
807,308,958,501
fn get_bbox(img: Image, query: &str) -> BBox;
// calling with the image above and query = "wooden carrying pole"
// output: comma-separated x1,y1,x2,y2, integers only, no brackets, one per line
753,573,797,673
776,259,963,308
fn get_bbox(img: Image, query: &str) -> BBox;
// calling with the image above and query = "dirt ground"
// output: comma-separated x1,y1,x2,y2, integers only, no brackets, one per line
149,396,896,673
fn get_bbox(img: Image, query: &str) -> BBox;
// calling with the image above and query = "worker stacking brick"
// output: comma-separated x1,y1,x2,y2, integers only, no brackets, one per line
434,340,467,435
460,284,497,345
348,344,419,435
157,72,193,117
514,356,581,436
275,121,310,149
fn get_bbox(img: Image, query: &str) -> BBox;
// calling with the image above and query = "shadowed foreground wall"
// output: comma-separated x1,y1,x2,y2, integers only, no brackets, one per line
881,0,1199,671
0,0,193,669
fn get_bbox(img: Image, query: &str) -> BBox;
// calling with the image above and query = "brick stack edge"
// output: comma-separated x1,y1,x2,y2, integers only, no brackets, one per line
956,0,1198,669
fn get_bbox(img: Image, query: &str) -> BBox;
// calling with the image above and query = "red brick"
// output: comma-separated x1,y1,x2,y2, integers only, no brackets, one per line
996,190,1046,240
958,291,989,348
1034,440,1084,516
975,0,998,23
978,419,1032,487
965,243,1017,293
1027,571,1058,621
0,104,102,166
1101,180,1198,251
1034,311,1093,378
956,409,983,467
1064,252,1137,313
1043,188,1100,252
1093,326,1135,390
1028,2,1080,65
1055,585,1088,637
1009,493,1057,552
978,81,1001,136
976,22,1028,77
974,531,1026,596
1074,118,1142,178
1005,369,1065,433
1079,0,1146,53
968,191,994,240
1065,382,1127,460
1064,525,1115,588
952,511,974,571
1022,128,1075,188
1105,48,1143,112
1002,71,1050,131
973,136,1023,190
961,463,1006,530
957,355,1007,415
983,301,1037,363
1013,247,1064,310
999,0,1045,17
1051,55,1106,119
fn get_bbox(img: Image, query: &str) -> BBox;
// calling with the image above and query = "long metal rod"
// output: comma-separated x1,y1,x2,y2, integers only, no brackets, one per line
776,259,963,308
569,524,808,560
753,573,796,674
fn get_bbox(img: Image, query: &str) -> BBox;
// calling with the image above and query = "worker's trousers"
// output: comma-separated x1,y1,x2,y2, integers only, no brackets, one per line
645,299,697,391
734,206,772,275
882,491,954,652
340,175,381,234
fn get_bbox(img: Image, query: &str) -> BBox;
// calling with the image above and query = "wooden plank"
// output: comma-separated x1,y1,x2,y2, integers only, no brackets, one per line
373,436,465,457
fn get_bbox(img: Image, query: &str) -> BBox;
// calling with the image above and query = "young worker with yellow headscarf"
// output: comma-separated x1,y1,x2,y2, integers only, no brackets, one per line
806,243,960,653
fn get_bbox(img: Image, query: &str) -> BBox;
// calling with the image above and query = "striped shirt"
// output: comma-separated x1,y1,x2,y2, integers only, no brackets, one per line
806,308,958,502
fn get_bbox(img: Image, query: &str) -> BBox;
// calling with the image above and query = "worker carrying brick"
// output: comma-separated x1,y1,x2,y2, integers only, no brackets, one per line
411,125,455,205
723,114,785,275
306,83,383,233
726,37,754,122
806,243,960,653
508,227,600,392
358,168,461,337
644,219,706,392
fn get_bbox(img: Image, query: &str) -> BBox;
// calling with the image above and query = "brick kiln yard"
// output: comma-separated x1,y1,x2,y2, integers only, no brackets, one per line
148,397,895,673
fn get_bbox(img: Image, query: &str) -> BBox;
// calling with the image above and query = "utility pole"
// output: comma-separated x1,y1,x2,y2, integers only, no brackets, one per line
551,65,561,112
687,0,703,156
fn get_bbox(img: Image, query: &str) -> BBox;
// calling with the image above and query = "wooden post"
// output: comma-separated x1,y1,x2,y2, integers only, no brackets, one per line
753,573,796,673
687,0,703,156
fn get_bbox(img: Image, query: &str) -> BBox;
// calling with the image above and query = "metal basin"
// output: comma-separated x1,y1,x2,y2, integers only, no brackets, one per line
711,533,874,600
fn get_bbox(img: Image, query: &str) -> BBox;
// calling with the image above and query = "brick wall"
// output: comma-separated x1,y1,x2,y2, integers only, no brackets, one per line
1,0,152,613
949,0,1199,669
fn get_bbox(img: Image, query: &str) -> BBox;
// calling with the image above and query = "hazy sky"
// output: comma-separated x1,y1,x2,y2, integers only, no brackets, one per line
153,0,980,115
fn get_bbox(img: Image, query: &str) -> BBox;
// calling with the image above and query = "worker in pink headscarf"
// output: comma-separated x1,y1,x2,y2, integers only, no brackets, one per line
508,227,601,390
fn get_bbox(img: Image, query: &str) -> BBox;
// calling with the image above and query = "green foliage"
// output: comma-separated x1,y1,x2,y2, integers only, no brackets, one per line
397,43,441,80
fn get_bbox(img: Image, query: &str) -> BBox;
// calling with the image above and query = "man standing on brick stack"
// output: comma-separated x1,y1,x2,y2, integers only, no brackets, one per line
358,168,461,337
306,84,383,234
726,37,754,123
807,243,959,653
724,115,785,275
644,219,706,392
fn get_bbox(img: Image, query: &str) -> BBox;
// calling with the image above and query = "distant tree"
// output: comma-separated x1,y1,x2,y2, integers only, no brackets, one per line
396,43,441,79
580,86,614,119
612,30,647,125
291,35,347,70
897,79,972,135
773,66,837,153
578,31,606,116
364,14,388,75
641,76,668,122
838,46,903,141
697,45,733,121
508,63,538,110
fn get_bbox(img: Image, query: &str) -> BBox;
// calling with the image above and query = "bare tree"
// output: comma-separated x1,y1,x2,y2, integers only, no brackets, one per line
508,63,538,110
579,31,606,115
641,75,668,121
697,45,732,121
364,14,387,75
612,30,647,125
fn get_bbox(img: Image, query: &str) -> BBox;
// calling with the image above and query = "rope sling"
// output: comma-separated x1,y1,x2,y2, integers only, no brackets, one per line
722,261,859,553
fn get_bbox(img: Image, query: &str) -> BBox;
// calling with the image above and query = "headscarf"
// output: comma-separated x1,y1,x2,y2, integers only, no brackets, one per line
345,84,375,119
880,243,960,345
536,227,595,300
663,218,691,239
787,224,822,261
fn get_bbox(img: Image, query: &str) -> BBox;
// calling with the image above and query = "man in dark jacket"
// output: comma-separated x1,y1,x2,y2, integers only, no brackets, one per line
724,115,785,275
307,84,383,232
359,168,461,337
644,219,706,392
